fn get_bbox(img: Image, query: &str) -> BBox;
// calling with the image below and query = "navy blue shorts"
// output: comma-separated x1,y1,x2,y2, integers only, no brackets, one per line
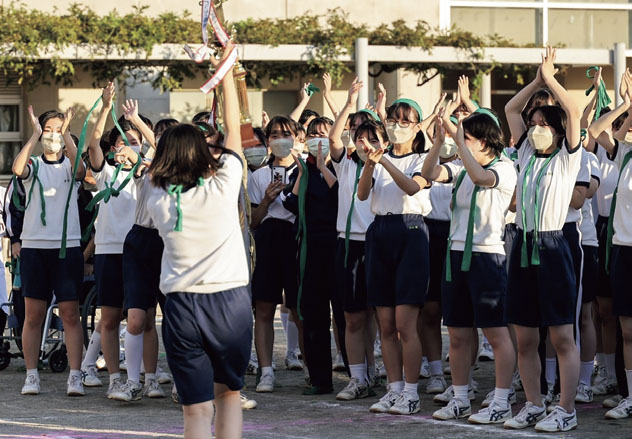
611,245,632,317
365,214,429,307
123,225,164,312
581,245,598,304
562,222,584,300
21,247,83,303
506,230,577,328
334,238,368,313
162,287,253,405
596,215,612,298
251,218,298,307
503,223,519,274
425,218,450,303
95,253,124,308
442,251,507,328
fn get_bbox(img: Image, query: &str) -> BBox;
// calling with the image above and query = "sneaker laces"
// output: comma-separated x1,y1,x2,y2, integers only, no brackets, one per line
513,403,533,422
25,374,38,385
68,374,82,387
379,389,399,404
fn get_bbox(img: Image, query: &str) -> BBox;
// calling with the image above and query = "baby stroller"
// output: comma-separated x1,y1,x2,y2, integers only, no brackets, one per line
0,258,69,372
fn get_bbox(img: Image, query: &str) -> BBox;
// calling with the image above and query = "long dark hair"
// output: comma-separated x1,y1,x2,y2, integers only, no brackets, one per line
462,110,505,157
149,124,217,189
386,102,426,153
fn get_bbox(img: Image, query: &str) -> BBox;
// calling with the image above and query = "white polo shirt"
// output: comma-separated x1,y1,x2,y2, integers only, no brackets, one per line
248,163,296,224
579,151,601,247
565,148,591,224
611,141,632,247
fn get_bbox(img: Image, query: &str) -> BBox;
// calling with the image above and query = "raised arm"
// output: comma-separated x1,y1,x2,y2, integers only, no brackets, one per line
289,83,311,123
376,82,387,122
356,141,383,201
504,65,548,143
12,106,42,178
213,43,240,153
581,67,601,130
421,113,451,183
122,99,155,149
61,108,85,180
322,73,340,118
540,47,582,148
88,82,115,170
455,119,497,187
588,81,631,154
329,77,362,161
420,92,447,134
441,97,460,139
458,76,478,113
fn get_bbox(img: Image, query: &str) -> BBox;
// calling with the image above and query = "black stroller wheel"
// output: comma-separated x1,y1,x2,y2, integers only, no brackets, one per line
49,346,68,373
0,351,10,371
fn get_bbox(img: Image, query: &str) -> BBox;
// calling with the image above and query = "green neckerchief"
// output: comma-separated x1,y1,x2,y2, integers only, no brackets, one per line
25,157,46,226
5,257,21,289
11,176,24,212
520,148,561,267
606,149,632,272
167,177,206,232
585,66,612,122
445,157,499,282
59,96,102,258
295,157,309,321
502,149,518,162
344,156,363,268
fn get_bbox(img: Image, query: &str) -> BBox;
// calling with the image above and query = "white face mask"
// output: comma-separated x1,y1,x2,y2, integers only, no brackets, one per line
306,137,330,157
528,125,554,151
243,146,269,167
130,144,142,155
269,138,294,158
341,130,351,148
440,137,458,159
41,132,64,154
625,132,632,144
386,123,415,144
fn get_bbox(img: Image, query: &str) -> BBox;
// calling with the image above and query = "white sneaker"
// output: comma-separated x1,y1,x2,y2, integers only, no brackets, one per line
503,402,547,429
512,370,523,391
388,392,421,415
156,367,172,384
284,351,303,371
433,385,475,404
373,339,382,358
144,378,165,398
109,379,142,402
592,363,607,386
592,377,617,396
534,406,577,432
575,383,593,403
468,401,511,424
106,377,126,399
67,374,85,396
543,383,555,405
336,377,370,401
471,379,479,393
369,386,401,413
481,388,517,407
603,394,624,408
246,351,258,375
546,393,561,413
240,392,257,409
425,375,448,394
256,373,275,393
21,374,40,395
368,373,381,389
81,366,103,387
432,398,471,420
605,396,632,419
332,352,345,371
419,358,430,378
478,340,494,361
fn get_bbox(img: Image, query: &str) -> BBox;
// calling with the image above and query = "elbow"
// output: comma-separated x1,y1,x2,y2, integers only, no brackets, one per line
405,186,421,196
357,190,369,202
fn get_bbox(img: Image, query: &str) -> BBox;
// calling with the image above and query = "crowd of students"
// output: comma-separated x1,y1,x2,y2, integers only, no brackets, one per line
3,43,632,437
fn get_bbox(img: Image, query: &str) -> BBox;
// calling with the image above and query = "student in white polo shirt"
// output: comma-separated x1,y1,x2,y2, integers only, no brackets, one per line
14,106,86,397
502,47,582,432
422,110,517,425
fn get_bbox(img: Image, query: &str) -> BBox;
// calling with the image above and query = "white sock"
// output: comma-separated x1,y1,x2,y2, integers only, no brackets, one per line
453,384,469,405
287,319,299,354
124,331,143,383
145,372,156,381
626,369,632,398
429,360,442,376
26,368,39,379
69,369,81,379
605,353,616,379
545,357,557,386
109,372,121,381
595,352,605,368
280,311,289,355
390,380,404,393
349,363,367,385
579,361,593,386
261,366,274,377
81,331,101,369
404,381,418,397
493,387,510,407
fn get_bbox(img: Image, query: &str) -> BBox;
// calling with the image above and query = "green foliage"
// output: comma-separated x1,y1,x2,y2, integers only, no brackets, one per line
0,3,531,93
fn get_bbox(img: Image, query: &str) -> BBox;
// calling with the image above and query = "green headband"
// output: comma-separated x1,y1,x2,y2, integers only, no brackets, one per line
474,108,501,128
357,108,380,122
392,98,423,122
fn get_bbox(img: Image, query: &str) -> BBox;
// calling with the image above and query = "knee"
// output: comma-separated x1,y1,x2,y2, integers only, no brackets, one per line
516,337,539,355
550,334,577,356
126,315,145,335
621,325,632,343
380,321,398,340
25,311,45,328
345,314,365,334
255,303,275,322
395,320,417,342
101,316,120,331
183,402,214,418
449,332,470,350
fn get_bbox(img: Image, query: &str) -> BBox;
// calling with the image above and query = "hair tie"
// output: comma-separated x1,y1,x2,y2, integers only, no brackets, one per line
357,109,381,122
474,108,501,128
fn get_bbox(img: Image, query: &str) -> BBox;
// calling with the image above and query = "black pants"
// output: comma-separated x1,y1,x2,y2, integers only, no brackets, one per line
298,233,345,388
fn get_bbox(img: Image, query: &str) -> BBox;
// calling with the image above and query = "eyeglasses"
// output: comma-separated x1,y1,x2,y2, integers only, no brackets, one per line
385,119,413,129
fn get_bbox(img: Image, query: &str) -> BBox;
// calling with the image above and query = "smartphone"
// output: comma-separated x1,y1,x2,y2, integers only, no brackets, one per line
272,166,287,184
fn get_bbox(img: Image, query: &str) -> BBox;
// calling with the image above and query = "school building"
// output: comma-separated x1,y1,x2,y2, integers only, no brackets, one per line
1,0,631,178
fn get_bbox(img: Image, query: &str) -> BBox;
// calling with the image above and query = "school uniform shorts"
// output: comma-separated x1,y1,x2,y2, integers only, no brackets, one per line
425,218,450,303
365,214,429,307
251,218,299,308
335,238,368,313
442,251,507,328
581,245,598,304
503,223,519,273
162,287,253,405
123,225,164,312
95,253,124,308
21,247,83,303
611,245,632,317
596,216,612,298
506,230,577,328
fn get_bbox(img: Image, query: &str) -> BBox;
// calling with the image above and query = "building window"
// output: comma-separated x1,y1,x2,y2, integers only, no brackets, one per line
0,88,22,175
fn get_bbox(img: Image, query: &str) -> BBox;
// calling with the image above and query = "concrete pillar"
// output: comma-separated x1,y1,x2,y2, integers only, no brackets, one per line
355,38,369,110
614,42,627,107
480,72,492,109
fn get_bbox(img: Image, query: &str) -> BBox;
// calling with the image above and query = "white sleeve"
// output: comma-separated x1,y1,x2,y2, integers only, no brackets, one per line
575,149,590,185
213,151,244,201
493,161,518,194
615,141,632,169
588,152,601,181
248,170,264,205
443,161,464,183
